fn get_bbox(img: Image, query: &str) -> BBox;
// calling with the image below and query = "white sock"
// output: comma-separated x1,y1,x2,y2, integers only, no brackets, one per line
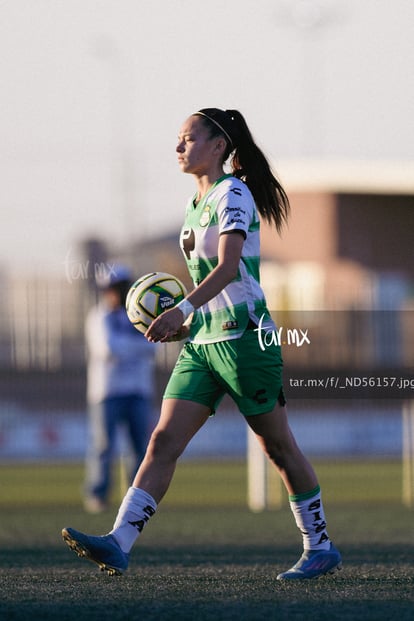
289,486,331,551
109,487,157,553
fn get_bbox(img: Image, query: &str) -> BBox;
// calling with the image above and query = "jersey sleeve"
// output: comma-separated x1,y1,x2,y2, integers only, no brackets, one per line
216,181,253,239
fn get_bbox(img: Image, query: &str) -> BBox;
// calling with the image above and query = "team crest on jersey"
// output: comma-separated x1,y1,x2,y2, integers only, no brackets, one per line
199,205,211,227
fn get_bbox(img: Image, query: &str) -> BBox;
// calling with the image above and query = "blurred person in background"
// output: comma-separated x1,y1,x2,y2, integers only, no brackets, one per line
84,265,156,513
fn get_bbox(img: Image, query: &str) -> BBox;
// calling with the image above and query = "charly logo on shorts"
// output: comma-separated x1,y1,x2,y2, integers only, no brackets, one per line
199,205,211,227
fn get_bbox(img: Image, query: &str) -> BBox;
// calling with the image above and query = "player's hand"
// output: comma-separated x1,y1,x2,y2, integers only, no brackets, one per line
164,324,190,342
145,306,187,343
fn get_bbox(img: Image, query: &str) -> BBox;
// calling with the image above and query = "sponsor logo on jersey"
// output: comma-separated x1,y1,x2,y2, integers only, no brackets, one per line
181,227,195,259
199,205,211,227
224,206,247,226
222,320,239,330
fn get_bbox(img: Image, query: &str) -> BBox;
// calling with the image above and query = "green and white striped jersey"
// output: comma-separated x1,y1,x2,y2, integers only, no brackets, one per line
179,174,275,343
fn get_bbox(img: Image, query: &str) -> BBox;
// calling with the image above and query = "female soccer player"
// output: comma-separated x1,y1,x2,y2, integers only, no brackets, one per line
63,108,341,580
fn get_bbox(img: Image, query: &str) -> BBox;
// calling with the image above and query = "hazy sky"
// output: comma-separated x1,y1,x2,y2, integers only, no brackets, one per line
1,0,413,275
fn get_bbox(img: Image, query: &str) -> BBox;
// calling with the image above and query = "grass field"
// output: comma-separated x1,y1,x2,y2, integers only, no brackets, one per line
0,460,413,621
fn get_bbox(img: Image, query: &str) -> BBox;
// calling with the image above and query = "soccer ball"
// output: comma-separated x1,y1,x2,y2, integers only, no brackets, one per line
126,272,187,333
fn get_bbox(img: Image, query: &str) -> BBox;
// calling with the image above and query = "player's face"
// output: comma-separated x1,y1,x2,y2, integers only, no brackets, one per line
176,116,220,176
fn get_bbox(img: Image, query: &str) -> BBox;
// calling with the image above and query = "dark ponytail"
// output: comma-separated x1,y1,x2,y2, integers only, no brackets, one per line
195,108,290,233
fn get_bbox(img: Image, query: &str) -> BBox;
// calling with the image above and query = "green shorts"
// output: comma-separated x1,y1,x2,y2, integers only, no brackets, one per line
163,329,285,416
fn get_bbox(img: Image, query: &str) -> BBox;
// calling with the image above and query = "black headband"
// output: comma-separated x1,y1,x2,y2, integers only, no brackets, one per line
194,108,236,149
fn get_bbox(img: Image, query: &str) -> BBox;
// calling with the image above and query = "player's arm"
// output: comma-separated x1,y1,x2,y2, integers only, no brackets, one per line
145,232,244,343
186,231,244,308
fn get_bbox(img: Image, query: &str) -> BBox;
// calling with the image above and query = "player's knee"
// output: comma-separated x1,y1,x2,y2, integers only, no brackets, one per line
262,436,297,470
147,427,183,462
263,440,284,467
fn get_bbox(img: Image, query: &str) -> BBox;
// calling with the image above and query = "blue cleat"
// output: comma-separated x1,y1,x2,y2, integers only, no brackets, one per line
277,543,342,580
62,527,129,575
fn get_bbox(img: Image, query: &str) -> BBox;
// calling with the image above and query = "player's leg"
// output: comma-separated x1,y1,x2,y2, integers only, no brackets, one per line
130,397,211,501
63,342,221,574
62,398,211,574
245,402,318,495
222,331,341,579
246,404,341,579
107,397,210,551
